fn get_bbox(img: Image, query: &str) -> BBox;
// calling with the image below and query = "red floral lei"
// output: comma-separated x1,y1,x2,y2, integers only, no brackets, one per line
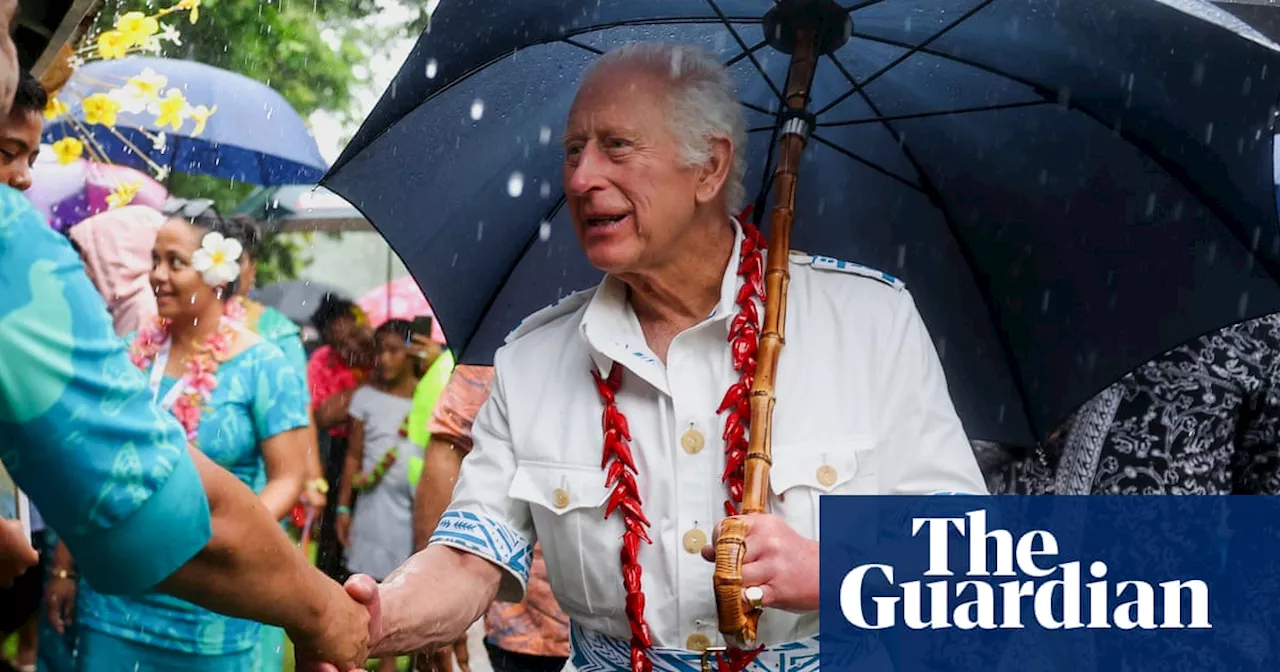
592,218,768,672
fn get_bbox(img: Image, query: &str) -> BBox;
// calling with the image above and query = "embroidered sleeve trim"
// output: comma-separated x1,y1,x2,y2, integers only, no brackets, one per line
428,510,533,585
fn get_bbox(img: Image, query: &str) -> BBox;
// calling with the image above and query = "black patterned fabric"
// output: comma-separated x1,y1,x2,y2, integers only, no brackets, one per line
985,313,1280,496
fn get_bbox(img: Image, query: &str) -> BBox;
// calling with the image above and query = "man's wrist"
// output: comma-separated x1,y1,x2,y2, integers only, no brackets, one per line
336,505,351,516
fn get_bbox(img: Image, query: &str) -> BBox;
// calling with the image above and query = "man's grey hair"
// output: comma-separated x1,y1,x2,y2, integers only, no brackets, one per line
586,42,749,215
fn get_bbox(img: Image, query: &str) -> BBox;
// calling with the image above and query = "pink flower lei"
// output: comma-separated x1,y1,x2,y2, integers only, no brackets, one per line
129,300,245,443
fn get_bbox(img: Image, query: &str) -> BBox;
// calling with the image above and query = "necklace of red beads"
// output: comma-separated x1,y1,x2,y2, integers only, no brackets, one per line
591,217,768,672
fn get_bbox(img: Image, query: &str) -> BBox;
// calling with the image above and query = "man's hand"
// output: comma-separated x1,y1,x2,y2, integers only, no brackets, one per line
414,636,470,672
293,574,378,672
45,571,77,633
0,519,36,586
702,513,820,613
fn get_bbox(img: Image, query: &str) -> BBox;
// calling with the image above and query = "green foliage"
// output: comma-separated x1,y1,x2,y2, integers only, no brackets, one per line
90,0,383,282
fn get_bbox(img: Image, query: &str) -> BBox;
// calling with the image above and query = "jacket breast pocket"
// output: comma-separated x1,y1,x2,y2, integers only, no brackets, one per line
507,460,619,618
768,435,878,541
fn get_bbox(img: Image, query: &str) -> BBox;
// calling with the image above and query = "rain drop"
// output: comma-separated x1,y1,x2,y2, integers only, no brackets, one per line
426,59,438,79
507,172,524,197
477,221,485,241
539,126,552,145
1243,76,1253,95
896,244,906,269
1238,292,1250,318
451,253,459,267
540,182,551,198
1204,122,1214,144
539,221,552,241
1041,289,1051,314
1192,61,1206,86
471,99,485,121
1144,193,1156,218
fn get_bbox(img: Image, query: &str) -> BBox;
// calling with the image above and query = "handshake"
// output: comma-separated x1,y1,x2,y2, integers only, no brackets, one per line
294,574,383,672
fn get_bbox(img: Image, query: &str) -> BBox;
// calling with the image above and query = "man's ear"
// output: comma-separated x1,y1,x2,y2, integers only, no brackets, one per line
694,136,733,206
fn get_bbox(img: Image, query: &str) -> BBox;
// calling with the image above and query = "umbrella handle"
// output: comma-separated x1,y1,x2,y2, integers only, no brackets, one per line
712,9,822,649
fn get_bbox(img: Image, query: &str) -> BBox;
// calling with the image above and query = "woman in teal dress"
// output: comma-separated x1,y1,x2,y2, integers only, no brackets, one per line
54,200,312,671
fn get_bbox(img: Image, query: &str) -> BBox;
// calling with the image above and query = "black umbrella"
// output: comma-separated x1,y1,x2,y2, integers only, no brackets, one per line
249,280,350,328
322,0,1280,446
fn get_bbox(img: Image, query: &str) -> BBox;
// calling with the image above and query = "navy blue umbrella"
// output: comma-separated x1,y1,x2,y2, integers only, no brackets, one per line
322,0,1280,446
44,56,327,186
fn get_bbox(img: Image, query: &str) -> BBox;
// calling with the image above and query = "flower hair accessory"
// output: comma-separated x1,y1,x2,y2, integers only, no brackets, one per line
192,231,243,287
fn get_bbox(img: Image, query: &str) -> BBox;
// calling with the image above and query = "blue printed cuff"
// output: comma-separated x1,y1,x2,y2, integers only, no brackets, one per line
429,510,532,596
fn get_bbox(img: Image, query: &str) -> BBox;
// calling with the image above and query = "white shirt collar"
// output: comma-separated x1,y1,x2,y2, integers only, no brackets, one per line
578,217,747,390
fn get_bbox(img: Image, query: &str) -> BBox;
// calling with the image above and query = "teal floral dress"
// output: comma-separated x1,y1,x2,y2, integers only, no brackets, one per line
74,336,310,671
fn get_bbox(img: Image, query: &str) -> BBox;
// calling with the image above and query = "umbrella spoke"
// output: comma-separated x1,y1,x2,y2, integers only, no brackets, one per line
809,133,923,193
815,0,996,116
563,37,605,55
706,0,784,103
818,99,1047,127
741,101,775,117
725,40,768,68
848,79,1039,437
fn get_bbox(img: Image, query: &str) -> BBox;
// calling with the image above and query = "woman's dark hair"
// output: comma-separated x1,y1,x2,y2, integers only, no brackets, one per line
375,319,414,344
374,319,424,376
311,293,359,339
13,70,48,117
162,198,257,296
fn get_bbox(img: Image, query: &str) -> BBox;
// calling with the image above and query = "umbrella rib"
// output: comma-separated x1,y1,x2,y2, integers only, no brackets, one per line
841,60,1041,440
562,37,605,55
847,30,1280,291
725,40,768,68
741,101,775,117
845,0,891,13
817,99,1047,127
705,0,784,102
809,132,923,192
815,0,996,117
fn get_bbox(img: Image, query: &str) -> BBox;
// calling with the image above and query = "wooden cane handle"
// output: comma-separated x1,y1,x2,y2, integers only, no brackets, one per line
712,517,760,645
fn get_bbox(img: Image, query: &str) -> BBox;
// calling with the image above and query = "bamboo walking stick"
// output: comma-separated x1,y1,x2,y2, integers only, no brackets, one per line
712,0,849,649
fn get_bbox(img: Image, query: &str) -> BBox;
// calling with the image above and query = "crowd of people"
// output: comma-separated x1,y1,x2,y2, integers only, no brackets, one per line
4,0,1280,669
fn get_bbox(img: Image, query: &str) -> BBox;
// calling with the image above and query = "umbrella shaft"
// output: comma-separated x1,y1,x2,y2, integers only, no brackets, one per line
743,21,819,516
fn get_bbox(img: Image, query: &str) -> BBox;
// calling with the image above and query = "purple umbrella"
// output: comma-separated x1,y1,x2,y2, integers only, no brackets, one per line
25,151,169,231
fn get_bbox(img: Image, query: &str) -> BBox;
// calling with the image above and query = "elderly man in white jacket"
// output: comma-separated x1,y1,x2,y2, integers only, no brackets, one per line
334,41,988,672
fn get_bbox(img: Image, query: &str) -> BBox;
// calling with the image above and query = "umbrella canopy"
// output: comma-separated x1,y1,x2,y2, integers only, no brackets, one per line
250,280,350,328
43,56,328,186
358,276,448,342
322,0,1280,446
25,153,168,232
233,184,372,234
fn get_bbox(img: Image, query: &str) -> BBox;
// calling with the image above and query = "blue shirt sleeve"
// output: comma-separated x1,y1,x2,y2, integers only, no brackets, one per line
251,344,311,441
0,186,212,595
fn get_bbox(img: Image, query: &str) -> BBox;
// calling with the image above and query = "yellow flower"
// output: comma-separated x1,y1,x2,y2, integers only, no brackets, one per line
107,180,142,210
96,30,130,60
51,138,84,165
44,97,68,121
188,104,216,136
116,12,160,45
177,0,201,23
82,94,122,127
155,89,188,131
126,68,168,102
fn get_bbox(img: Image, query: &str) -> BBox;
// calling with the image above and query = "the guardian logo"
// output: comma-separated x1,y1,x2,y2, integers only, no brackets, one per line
840,510,1212,631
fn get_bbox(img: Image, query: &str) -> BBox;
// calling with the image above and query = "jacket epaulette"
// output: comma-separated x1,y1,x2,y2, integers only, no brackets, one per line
789,251,906,291
504,287,596,344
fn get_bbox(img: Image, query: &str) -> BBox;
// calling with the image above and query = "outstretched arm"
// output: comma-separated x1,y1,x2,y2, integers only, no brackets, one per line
369,545,502,657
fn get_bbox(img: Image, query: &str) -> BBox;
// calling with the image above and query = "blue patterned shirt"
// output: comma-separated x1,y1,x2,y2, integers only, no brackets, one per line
0,185,212,596
77,337,311,654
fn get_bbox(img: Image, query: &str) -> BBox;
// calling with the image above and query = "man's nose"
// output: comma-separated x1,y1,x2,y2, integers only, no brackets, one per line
566,144,609,195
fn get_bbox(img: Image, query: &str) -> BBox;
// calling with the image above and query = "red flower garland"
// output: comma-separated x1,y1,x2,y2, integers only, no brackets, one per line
592,219,768,672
